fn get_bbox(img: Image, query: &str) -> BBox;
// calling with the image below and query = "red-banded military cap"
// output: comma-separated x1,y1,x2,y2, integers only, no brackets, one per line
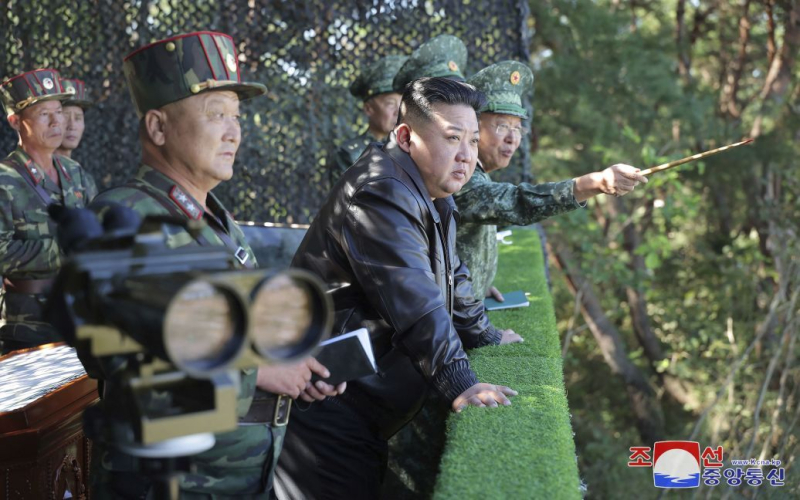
0,69,73,116
59,78,94,109
123,31,267,117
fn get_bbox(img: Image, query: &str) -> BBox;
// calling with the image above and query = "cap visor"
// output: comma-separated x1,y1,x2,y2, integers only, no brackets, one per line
209,81,267,101
9,92,74,115
63,99,94,109
31,92,74,105
483,103,528,119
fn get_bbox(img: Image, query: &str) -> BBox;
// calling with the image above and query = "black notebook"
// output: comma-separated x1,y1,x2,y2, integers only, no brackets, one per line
311,328,377,386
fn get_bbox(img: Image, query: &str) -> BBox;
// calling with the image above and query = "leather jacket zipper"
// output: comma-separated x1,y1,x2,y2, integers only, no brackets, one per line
436,212,454,319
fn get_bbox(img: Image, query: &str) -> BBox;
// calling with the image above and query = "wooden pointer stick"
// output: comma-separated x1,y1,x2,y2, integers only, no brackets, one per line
640,138,754,176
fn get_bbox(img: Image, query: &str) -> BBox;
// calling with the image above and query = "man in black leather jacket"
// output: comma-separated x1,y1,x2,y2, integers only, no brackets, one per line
275,78,521,499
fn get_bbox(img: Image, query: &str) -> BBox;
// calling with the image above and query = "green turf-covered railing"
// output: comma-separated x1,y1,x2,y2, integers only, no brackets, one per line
433,228,582,499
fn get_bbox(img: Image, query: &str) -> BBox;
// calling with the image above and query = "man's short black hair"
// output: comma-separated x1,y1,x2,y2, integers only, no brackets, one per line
398,77,487,125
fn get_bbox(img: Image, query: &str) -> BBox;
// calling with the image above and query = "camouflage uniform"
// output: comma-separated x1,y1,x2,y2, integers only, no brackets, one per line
455,61,584,296
90,165,276,499
0,69,98,352
334,130,378,176
334,55,407,177
455,165,583,296
336,35,467,177
89,32,280,499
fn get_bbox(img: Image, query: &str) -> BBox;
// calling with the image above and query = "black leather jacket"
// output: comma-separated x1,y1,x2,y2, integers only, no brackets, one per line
292,136,501,438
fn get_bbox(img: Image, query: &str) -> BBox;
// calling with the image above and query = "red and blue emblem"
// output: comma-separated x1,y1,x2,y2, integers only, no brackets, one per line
653,441,701,488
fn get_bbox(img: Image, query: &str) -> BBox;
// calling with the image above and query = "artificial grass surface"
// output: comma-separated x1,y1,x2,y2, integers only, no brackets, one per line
433,228,581,499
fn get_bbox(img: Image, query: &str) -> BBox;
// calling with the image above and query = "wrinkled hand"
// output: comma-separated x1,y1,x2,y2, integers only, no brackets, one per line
256,357,345,401
452,383,518,412
600,164,648,197
299,379,347,403
298,357,347,403
486,286,504,302
256,360,315,399
499,328,523,344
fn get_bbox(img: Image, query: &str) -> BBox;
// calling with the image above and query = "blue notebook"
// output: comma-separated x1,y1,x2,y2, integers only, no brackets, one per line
484,290,530,311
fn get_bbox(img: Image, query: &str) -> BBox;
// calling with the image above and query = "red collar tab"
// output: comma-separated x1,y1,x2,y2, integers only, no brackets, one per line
22,158,43,186
169,185,203,220
54,156,71,181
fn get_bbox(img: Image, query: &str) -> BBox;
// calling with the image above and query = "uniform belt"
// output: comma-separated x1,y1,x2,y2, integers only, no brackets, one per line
239,390,292,426
3,277,54,294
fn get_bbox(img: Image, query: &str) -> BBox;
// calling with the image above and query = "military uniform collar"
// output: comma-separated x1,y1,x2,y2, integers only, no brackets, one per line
135,163,235,227
136,164,207,220
205,191,235,230
9,147,71,186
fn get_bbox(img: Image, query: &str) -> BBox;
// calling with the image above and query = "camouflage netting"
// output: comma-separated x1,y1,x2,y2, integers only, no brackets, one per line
1,0,533,224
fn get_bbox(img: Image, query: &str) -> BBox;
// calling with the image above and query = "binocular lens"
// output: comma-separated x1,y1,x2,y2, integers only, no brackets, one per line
164,280,245,371
250,273,314,357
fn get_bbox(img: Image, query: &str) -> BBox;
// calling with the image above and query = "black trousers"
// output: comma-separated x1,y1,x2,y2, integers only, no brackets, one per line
274,398,388,500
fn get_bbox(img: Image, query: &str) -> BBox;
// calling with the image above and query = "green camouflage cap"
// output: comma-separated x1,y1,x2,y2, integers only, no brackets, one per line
123,31,267,118
467,60,533,119
0,69,73,117
392,35,467,92
349,55,408,101
59,78,93,109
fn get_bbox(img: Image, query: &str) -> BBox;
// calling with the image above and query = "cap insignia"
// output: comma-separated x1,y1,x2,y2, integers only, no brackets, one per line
226,53,238,73
448,61,459,72
42,78,54,90
510,71,521,85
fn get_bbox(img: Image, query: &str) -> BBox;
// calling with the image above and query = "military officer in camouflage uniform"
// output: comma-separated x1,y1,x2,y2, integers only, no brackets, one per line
455,61,648,300
392,34,468,92
333,55,407,177
90,31,343,499
55,78,92,158
0,68,98,353
334,33,468,179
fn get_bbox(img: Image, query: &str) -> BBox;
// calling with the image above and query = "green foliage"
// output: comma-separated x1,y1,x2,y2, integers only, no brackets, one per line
435,229,581,499
530,0,799,497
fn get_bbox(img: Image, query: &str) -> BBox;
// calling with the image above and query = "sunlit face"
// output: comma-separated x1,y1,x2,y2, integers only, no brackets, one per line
161,91,241,186
404,103,480,199
364,92,401,136
477,112,523,172
14,100,64,152
60,105,85,151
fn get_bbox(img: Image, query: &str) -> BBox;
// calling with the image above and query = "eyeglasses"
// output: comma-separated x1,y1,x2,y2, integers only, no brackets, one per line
494,123,528,139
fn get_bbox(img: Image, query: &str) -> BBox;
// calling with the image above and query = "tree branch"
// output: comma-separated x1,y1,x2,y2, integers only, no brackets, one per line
766,0,777,67
548,237,665,442
607,197,701,409
688,280,795,441
676,0,692,81
719,0,752,119
750,0,800,138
